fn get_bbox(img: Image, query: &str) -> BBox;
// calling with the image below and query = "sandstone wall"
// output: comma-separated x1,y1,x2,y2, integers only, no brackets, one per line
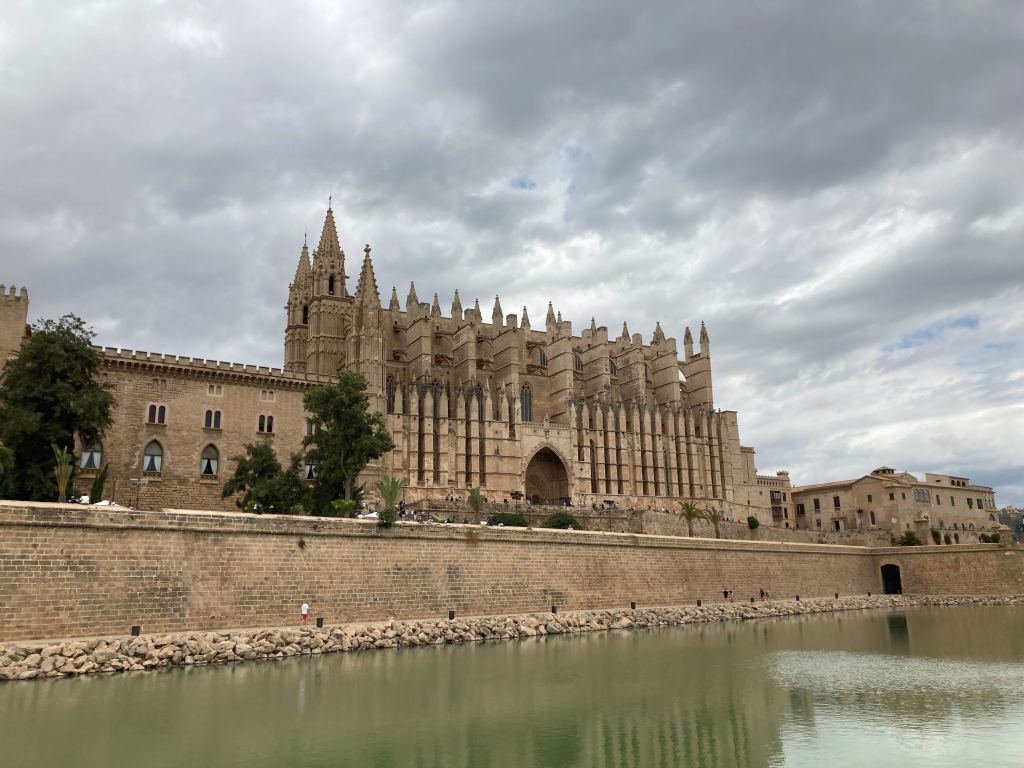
1,502,1020,642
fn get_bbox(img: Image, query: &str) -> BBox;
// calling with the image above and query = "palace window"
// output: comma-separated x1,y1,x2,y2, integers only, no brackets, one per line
328,274,336,295
609,359,617,375
306,420,315,437
386,377,396,414
304,463,317,480
913,488,931,503
143,441,163,473
867,494,872,503
815,519,822,528
813,498,820,511
833,495,840,509
204,410,222,429
950,496,955,506
796,503,805,516
538,349,547,367
260,390,276,402
869,511,876,525
889,492,895,501
80,444,102,470
977,498,984,510
258,415,274,433
520,385,533,422
200,445,219,477
147,404,167,424
967,497,974,509
574,353,583,373
207,384,223,396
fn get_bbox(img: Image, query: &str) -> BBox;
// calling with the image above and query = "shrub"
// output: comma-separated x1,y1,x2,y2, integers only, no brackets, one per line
289,503,306,515
990,533,1000,544
378,505,397,528
325,499,358,518
488,512,529,527
542,512,583,530
896,531,922,546
931,529,941,544
747,515,760,530
89,464,109,504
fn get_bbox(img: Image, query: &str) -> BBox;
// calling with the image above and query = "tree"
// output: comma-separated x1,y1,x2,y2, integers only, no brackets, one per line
703,507,724,539
303,372,394,513
678,501,703,537
375,474,406,528
467,487,485,517
0,315,114,501
52,444,73,502
221,442,305,513
0,439,14,486
895,530,922,547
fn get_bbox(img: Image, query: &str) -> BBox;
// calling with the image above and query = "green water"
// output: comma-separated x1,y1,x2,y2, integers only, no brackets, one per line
2,605,1024,767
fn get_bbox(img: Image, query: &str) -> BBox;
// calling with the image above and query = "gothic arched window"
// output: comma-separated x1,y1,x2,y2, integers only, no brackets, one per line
302,304,309,324
609,359,617,375
258,415,266,433
538,349,547,367
521,385,533,422
157,405,166,424
386,377,396,414
328,274,336,295
200,445,219,476
143,441,163,473
574,353,583,373
80,444,102,470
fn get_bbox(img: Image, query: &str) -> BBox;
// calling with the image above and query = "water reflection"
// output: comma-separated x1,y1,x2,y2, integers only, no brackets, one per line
1,606,1023,767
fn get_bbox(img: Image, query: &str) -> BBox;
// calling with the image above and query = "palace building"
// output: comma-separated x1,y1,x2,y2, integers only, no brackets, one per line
0,207,782,517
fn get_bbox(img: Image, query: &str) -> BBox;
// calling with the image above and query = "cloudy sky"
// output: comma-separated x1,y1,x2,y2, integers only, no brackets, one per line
2,1,1022,503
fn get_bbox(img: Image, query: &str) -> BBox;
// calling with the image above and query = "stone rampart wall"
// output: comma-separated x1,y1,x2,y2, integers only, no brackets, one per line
1,502,1020,642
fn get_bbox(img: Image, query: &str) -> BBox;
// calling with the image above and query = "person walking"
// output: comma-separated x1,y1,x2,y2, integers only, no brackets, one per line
301,602,309,625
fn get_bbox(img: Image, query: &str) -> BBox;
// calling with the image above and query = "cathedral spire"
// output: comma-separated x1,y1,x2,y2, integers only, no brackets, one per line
451,289,463,319
389,286,400,312
473,298,482,323
590,317,597,334
652,321,665,343
620,321,630,341
545,301,556,325
492,295,503,327
683,326,694,358
353,244,379,306
521,306,531,331
293,237,312,284
431,293,441,318
313,206,347,295
699,321,710,356
406,281,419,311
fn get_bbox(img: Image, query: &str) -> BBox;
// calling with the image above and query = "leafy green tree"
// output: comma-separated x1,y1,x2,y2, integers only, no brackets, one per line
221,442,305,513
375,474,406,528
0,439,14,486
303,372,394,513
702,507,724,539
678,501,702,537
0,315,114,501
746,515,760,530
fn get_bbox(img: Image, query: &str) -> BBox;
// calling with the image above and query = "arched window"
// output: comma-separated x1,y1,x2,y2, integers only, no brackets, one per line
200,445,219,476
267,415,274,433
258,415,266,432
148,404,157,423
213,410,221,429
386,377,396,414
204,410,213,428
302,304,309,324
328,274,336,295
477,387,485,422
157,405,166,424
304,462,317,480
80,444,102,470
609,359,617,375
574,353,583,373
521,385,533,422
538,349,547,367
143,441,163,473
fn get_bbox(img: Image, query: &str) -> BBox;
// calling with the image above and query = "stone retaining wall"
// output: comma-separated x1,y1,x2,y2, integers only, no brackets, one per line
2,502,1022,642
2,595,1021,682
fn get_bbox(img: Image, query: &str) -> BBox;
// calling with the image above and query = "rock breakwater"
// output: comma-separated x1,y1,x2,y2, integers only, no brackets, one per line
2,595,1021,682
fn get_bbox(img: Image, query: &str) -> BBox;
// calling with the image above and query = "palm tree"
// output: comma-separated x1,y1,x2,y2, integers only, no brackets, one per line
703,507,724,539
467,488,485,518
678,501,702,537
52,444,73,502
374,474,406,528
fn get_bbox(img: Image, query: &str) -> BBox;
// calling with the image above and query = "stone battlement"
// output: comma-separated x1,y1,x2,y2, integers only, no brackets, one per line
96,346,336,383
0,284,28,305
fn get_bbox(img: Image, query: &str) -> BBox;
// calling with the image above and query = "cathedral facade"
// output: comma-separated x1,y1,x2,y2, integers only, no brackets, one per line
1,207,777,518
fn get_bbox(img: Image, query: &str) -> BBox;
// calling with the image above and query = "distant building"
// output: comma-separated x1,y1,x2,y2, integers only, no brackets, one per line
790,466,999,539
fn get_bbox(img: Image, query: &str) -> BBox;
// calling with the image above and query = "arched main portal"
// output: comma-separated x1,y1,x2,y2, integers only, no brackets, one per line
881,563,902,595
525,448,570,505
